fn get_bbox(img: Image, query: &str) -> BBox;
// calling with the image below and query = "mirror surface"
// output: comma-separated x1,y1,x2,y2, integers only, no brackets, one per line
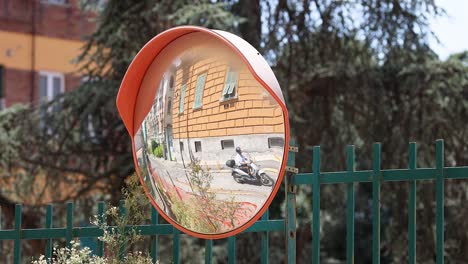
134,40,285,235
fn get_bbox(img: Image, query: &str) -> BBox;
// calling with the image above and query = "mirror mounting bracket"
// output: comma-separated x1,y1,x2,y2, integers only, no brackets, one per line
286,166,299,173
288,146,298,152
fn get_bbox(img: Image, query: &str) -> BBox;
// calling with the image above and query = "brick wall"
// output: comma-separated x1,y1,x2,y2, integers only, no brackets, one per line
4,67,32,106
0,0,95,40
172,57,284,140
4,68,81,106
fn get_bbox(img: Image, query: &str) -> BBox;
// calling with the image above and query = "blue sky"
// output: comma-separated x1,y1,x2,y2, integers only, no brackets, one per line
429,0,468,59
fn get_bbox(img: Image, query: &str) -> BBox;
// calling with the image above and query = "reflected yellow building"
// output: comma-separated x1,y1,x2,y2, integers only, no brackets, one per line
171,54,285,163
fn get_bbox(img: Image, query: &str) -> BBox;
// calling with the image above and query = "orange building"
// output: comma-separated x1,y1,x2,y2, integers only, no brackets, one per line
170,54,285,163
0,0,95,110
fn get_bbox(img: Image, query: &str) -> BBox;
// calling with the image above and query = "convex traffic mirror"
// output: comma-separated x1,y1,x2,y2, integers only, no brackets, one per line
117,26,289,239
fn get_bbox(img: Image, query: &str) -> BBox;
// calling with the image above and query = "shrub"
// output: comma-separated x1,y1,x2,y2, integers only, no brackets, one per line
31,174,155,264
154,145,163,158
150,139,158,153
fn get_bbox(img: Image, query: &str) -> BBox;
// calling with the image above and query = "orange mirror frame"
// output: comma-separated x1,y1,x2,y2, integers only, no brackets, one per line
116,26,290,239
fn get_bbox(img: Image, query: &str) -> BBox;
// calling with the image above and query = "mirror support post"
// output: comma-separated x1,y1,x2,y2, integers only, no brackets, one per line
285,138,298,264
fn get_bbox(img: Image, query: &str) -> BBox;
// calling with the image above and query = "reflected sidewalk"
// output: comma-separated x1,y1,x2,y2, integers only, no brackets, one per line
155,153,282,174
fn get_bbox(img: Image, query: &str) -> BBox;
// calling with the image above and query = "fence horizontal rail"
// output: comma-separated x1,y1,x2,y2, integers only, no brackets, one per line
293,166,468,185
0,219,284,241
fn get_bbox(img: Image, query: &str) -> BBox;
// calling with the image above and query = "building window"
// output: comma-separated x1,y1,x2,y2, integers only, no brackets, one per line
193,73,207,109
167,99,172,114
0,66,4,111
81,77,96,140
221,139,235,150
169,75,174,89
43,0,68,5
221,70,238,101
179,84,186,114
179,141,184,152
195,141,202,152
39,72,64,103
268,137,284,148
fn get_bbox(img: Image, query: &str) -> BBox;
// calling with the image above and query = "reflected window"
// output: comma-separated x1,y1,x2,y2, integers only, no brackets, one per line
193,73,207,109
179,141,184,151
221,70,238,101
268,137,284,148
167,99,172,114
221,139,234,150
169,75,174,89
195,141,202,152
179,84,186,114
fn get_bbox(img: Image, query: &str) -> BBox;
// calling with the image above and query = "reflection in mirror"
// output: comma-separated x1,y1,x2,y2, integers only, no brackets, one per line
134,41,285,235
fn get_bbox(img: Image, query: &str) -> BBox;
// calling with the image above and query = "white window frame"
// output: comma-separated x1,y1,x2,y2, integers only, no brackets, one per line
42,0,68,6
39,71,65,102
220,69,238,102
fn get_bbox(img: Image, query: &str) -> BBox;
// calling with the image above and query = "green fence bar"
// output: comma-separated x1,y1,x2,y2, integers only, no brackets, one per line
286,138,297,264
346,145,355,264
0,206,2,258
14,204,21,264
372,143,381,264
151,206,159,263
119,200,126,260
45,204,53,262
312,146,321,264
408,143,417,264
66,202,73,246
261,209,269,264
173,228,180,264
97,202,105,257
435,140,444,264
228,236,236,264
205,239,213,264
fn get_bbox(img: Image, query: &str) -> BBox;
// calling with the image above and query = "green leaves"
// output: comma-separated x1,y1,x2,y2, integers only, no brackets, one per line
170,2,246,31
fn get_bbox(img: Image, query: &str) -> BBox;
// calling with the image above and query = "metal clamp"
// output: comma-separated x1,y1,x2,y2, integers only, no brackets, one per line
288,146,299,152
286,166,299,173
287,183,297,193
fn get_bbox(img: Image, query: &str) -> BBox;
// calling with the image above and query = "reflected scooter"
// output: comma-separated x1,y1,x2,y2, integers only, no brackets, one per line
225,159,274,186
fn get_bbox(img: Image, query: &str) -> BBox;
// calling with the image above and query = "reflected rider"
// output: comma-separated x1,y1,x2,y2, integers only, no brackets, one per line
235,147,258,178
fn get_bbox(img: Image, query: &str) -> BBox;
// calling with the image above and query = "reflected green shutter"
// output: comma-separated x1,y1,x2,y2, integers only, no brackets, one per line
227,72,237,94
222,70,237,99
222,71,232,95
194,74,206,108
179,84,186,114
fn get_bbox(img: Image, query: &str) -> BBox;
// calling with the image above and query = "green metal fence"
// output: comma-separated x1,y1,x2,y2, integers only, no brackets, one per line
0,201,285,263
291,139,468,264
1,139,468,263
